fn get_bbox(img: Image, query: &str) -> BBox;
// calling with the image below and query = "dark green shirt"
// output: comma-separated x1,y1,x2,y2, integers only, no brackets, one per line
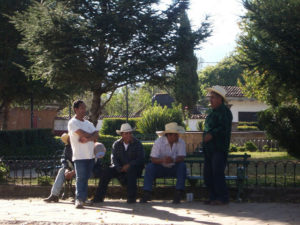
203,103,233,154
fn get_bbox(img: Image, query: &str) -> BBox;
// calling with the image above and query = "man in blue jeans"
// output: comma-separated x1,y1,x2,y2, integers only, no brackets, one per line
140,122,186,204
203,86,233,205
68,100,99,209
44,133,75,202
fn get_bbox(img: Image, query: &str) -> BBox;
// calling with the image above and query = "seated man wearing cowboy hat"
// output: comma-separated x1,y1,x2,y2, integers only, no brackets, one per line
140,122,187,204
203,85,233,205
92,123,145,204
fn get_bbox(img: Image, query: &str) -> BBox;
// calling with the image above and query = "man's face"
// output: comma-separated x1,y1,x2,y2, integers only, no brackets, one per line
209,92,223,109
166,133,179,145
121,132,133,144
74,102,86,118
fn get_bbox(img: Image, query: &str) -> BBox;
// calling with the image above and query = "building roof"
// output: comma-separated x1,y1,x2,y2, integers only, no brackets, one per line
223,86,244,97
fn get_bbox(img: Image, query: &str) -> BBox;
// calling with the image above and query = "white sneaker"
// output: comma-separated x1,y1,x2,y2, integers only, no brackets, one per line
75,199,84,209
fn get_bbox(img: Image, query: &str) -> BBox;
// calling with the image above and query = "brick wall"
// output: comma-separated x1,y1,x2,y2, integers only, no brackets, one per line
1,107,59,130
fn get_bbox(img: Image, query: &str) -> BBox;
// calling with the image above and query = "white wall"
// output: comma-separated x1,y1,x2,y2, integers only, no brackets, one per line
229,100,268,122
54,119,103,131
185,119,202,131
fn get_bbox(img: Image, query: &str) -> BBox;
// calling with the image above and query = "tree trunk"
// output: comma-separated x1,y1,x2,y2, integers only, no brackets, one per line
89,90,102,127
0,100,10,130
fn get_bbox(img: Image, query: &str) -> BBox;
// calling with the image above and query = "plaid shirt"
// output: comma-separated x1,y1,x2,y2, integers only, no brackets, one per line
111,137,145,172
203,103,233,154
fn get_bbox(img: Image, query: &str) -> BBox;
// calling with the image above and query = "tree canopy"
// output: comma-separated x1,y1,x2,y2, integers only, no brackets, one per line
13,0,202,125
0,0,65,129
237,0,300,158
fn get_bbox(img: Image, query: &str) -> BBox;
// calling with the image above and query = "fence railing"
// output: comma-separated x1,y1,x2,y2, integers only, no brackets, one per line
1,158,299,188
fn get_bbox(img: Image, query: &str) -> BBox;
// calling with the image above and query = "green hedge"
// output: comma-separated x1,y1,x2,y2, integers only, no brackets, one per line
0,129,63,158
100,118,140,135
237,125,259,131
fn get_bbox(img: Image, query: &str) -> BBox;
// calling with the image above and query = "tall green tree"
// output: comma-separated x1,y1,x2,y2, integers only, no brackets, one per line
13,0,197,125
237,0,300,158
173,10,211,114
198,55,244,101
0,0,31,129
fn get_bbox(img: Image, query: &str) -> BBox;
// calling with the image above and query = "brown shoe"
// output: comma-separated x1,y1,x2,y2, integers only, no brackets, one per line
43,195,59,203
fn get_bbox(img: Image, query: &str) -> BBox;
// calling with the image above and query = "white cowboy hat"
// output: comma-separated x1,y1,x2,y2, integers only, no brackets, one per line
116,123,135,135
61,133,69,145
207,85,227,101
156,122,185,136
94,142,106,158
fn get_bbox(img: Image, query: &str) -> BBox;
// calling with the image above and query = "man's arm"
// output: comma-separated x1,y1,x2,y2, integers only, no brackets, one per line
75,130,99,143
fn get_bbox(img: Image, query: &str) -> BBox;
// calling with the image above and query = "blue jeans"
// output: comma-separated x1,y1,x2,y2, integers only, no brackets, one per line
74,159,94,202
204,151,229,203
143,162,186,191
51,167,65,196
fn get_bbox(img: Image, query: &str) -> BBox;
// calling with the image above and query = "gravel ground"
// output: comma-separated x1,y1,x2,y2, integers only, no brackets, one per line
0,198,300,225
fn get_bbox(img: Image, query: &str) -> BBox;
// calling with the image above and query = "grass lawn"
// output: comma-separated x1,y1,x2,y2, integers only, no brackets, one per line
231,151,297,161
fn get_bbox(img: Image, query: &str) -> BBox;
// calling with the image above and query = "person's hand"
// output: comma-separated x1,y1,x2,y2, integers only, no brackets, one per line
120,164,130,172
65,170,75,180
203,133,213,143
163,156,174,164
79,136,88,143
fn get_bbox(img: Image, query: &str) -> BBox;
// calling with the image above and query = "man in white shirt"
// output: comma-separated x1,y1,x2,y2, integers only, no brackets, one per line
68,100,99,209
140,122,187,204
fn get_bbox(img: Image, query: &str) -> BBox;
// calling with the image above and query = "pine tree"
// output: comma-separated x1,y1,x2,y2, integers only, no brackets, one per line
173,10,211,115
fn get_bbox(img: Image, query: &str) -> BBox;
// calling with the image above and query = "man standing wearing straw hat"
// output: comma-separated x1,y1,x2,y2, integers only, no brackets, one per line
140,122,186,204
92,123,144,204
203,85,233,205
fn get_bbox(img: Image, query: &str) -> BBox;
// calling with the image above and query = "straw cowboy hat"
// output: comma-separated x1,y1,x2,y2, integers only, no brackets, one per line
207,85,227,101
156,122,185,136
94,142,106,158
61,133,69,145
116,123,135,135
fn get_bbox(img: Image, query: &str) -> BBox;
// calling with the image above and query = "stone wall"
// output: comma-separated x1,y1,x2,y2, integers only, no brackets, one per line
180,131,267,153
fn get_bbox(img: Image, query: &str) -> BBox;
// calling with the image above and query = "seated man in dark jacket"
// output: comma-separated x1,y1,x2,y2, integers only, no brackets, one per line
92,123,144,204
44,133,75,202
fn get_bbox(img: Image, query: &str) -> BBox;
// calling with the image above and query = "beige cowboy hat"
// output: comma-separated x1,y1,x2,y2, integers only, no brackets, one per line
116,123,135,135
61,133,69,145
94,142,106,158
207,85,227,101
156,122,185,136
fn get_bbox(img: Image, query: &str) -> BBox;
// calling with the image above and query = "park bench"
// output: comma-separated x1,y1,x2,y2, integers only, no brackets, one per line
185,152,251,201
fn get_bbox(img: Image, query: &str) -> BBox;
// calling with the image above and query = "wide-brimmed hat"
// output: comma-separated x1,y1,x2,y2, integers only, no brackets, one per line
207,85,227,101
156,122,185,136
94,142,106,158
116,123,135,135
61,133,69,145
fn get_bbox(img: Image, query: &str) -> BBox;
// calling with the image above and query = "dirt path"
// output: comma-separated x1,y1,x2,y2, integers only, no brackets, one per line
0,198,299,224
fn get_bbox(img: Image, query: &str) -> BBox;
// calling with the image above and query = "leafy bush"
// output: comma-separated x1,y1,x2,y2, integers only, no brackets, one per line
262,145,270,152
229,143,238,152
0,162,9,183
258,105,300,158
0,129,64,158
237,146,246,152
197,120,205,131
37,176,52,186
137,104,184,134
100,118,140,135
244,141,258,152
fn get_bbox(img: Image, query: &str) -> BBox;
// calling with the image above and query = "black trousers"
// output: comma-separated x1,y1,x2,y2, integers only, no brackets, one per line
94,164,143,201
204,151,229,203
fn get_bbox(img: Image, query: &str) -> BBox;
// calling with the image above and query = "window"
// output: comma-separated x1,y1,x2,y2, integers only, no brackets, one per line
238,112,258,122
